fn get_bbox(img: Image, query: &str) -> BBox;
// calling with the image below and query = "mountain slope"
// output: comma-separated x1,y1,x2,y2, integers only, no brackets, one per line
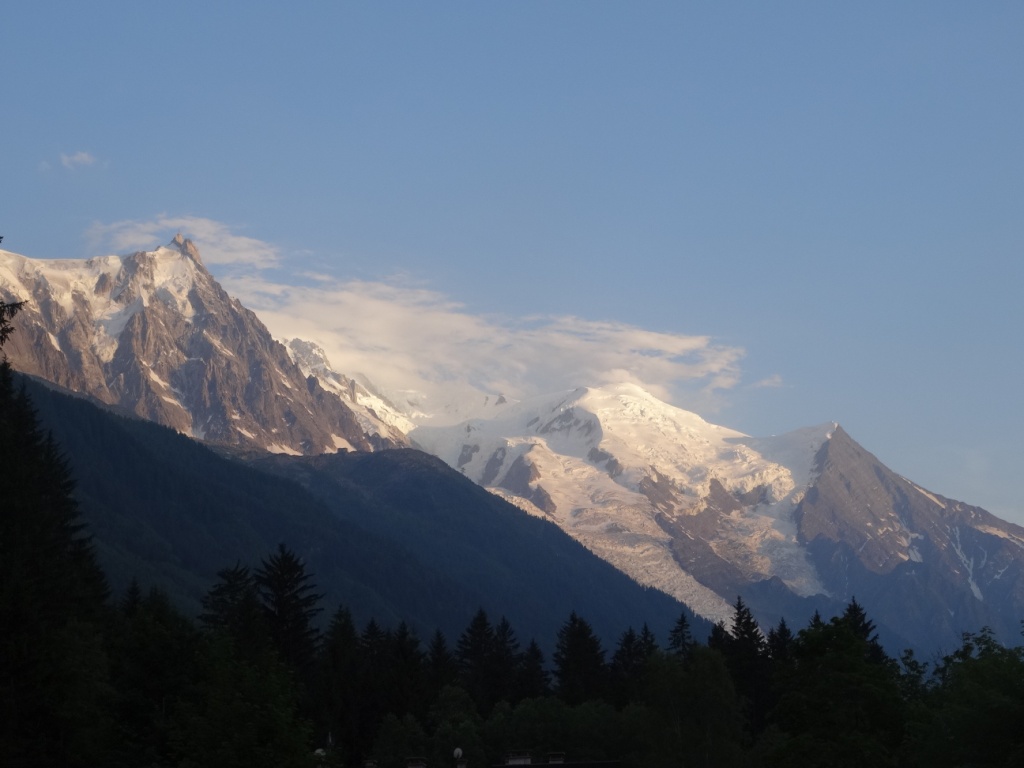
0,237,405,454
412,384,1024,650
21,373,704,649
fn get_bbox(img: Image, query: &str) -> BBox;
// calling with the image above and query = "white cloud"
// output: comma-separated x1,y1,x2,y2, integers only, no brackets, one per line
84,215,746,413
224,273,745,414
752,374,784,388
60,151,97,170
87,215,280,268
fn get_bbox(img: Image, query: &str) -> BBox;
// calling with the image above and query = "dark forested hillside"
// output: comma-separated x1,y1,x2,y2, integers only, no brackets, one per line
20,374,705,649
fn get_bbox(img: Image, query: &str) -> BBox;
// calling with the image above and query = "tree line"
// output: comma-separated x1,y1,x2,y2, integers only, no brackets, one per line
3,299,1024,767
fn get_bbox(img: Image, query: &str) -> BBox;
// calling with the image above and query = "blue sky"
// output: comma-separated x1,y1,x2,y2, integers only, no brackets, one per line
3,2,1023,522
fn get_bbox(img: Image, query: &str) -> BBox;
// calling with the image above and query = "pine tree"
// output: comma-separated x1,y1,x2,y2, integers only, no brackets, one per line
668,611,696,660
717,597,770,738
517,640,550,700
456,608,498,712
553,611,607,705
491,616,522,705
0,306,113,765
838,596,888,664
638,623,658,656
610,627,648,707
766,617,794,664
200,562,272,664
425,629,459,698
254,544,324,675
315,605,361,757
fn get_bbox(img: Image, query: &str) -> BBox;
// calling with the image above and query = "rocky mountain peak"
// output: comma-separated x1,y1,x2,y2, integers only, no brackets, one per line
169,233,203,265
0,242,406,454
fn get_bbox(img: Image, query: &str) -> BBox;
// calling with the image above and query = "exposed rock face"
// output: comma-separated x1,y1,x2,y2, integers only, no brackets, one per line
795,428,1024,648
412,385,1024,651
0,236,406,454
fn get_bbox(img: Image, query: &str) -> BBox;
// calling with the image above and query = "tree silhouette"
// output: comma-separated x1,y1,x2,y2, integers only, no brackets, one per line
0,304,112,765
254,543,323,675
553,611,607,705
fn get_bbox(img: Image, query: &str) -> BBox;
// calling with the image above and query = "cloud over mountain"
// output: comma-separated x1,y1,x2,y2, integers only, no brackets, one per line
85,216,745,413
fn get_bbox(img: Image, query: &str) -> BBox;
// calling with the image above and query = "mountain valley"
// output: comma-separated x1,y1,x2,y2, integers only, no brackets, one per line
3,237,1023,653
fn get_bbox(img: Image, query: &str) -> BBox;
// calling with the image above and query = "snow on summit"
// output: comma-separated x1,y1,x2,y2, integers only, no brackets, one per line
0,237,204,363
411,382,836,624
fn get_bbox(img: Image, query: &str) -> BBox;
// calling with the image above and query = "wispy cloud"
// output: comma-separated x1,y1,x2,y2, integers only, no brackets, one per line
752,374,784,388
87,215,280,268
84,215,746,412
225,273,745,413
60,151,97,170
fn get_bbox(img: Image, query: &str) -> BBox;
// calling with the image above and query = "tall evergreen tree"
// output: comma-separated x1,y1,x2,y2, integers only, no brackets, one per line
425,629,459,695
315,605,361,757
254,544,324,675
838,596,888,664
610,627,651,707
553,611,607,705
668,611,696,660
491,616,522,706
0,305,112,765
517,640,550,700
456,608,498,713
638,623,659,656
766,617,795,665
200,562,272,664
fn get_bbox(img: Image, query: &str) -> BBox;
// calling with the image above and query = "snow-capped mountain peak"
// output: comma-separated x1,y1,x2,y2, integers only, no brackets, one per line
0,239,405,454
284,337,415,439
410,383,836,623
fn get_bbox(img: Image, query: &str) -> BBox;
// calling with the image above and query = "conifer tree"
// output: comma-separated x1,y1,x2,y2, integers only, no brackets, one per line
457,608,498,712
425,629,459,694
638,622,658,656
553,611,607,705
491,616,522,705
200,562,272,663
668,611,696,659
517,639,550,700
0,303,112,765
766,617,794,664
255,544,324,675
315,605,361,757
610,626,650,707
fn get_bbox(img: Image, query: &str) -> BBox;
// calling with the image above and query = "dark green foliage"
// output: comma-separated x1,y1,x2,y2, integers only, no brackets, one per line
635,648,745,768
759,606,904,767
610,626,657,707
172,634,311,768
457,608,498,711
426,628,459,693
906,627,1024,768
766,617,795,665
314,605,362,755
668,610,696,659
105,587,201,767
554,611,608,705
199,562,274,663
714,596,771,738
517,639,551,700
0,332,112,765
255,543,324,675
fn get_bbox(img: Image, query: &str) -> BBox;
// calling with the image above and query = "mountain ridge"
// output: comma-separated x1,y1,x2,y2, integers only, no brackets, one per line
4,239,1024,652
0,237,406,454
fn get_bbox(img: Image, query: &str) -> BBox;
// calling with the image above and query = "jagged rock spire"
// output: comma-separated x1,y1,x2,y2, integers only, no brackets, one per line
170,233,204,266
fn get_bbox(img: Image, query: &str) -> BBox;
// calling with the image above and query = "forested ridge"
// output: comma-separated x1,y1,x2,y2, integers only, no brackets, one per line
4,299,1024,768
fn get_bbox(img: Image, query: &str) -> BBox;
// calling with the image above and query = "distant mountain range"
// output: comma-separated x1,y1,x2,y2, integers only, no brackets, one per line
3,237,1023,652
